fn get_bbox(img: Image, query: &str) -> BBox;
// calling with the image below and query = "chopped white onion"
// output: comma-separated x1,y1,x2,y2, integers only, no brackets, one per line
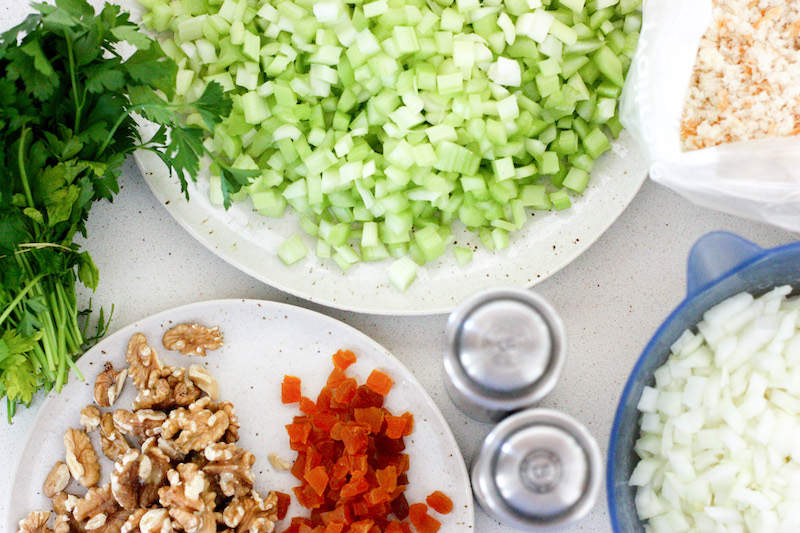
632,286,800,532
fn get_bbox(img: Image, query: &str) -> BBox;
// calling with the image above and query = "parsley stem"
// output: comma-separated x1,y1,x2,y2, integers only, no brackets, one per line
0,273,43,329
66,36,82,132
95,104,146,158
17,127,34,209
96,101,187,159
65,356,84,382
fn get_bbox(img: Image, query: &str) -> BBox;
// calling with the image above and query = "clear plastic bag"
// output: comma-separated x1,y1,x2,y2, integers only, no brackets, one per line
620,0,800,232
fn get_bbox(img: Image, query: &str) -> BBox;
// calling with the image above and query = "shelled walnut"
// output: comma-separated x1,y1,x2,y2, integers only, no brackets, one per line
94,363,127,408
81,405,102,432
42,462,70,498
113,409,167,440
17,511,52,533
64,428,100,488
126,334,167,392
159,397,232,455
133,366,201,411
18,326,278,533
100,412,132,462
203,443,255,498
162,323,223,356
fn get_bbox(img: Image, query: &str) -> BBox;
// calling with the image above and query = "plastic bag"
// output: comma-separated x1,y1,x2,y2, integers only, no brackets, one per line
620,0,800,233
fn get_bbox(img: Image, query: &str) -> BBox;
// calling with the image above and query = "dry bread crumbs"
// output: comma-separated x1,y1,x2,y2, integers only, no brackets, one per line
680,0,800,151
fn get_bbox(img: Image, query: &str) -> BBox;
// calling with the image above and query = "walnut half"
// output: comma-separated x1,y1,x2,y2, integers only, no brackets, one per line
43,462,70,498
94,363,127,408
162,324,223,357
159,398,231,455
17,511,52,533
64,428,100,489
187,365,219,401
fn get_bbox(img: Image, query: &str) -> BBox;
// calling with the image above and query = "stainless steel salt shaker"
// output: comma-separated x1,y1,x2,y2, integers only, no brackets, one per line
443,287,565,423
471,409,602,530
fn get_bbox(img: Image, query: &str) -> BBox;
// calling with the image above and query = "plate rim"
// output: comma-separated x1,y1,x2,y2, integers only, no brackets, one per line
5,298,475,530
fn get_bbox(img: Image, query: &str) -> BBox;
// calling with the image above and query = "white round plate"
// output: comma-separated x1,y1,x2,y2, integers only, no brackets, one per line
6,299,474,532
121,0,648,315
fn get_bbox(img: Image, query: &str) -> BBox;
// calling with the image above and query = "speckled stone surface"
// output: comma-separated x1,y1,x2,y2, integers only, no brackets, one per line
1,159,794,532
0,2,796,531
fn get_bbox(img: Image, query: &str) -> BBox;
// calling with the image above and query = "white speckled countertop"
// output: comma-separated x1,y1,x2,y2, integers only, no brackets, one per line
0,2,796,531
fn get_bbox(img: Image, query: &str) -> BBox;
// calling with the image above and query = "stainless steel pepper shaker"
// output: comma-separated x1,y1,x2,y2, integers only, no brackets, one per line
443,287,566,423
471,409,603,530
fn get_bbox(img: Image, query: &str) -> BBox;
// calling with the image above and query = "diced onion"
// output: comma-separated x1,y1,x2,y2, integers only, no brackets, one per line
632,286,800,532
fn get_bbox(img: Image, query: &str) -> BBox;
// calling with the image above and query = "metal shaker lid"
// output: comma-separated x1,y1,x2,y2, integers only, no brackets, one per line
471,409,603,530
443,287,565,422
458,297,553,392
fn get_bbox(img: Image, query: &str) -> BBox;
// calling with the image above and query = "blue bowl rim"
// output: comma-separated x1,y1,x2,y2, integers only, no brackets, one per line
605,235,800,531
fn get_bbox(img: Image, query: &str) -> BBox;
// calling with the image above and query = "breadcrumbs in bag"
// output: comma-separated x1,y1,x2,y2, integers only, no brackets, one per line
680,0,800,151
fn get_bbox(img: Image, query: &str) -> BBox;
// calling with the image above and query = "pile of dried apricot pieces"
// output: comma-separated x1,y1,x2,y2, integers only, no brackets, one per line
280,349,451,533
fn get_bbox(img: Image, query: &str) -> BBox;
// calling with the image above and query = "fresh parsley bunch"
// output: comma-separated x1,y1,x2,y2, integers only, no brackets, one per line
0,0,238,420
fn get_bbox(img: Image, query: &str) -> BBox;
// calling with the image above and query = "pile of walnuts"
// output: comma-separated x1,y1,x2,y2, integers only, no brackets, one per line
17,324,279,533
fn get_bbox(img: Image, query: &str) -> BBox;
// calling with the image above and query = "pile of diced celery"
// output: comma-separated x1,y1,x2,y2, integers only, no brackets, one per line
140,0,641,290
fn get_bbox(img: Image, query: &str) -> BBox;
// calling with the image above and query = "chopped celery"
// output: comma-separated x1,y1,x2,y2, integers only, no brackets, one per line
453,246,473,266
388,256,418,291
141,0,640,289
550,190,571,211
277,235,309,265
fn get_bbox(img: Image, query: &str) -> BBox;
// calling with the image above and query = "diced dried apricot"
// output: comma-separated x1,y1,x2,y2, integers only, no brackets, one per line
317,386,334,410
340,424,369,455
304,447,322,474
348,519,375,533
384,415,407,440
287,423,312,446
408,503,428,524
327,367,347,388
354,407,384,434
376,466,397,494
294,484,325,509
416,514,441,533
305,466,330,496
390,493,409,520
300,396,318,414
408,504,441,533
321,505,352,525
426,491,452,515
400,412,414,436
333,349,357,370
333,378,358,404
385,522,412,533
348,454,368,475
351,385,384,409
365,487,390,505
366,370,393,396
340,473,370,498
324,524,344,533
283,375,302,403
291,453,306,480
276,491,291,520
312,412,339,432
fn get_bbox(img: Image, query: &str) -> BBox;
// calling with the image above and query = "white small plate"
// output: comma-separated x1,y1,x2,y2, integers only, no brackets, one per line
6,300,474,532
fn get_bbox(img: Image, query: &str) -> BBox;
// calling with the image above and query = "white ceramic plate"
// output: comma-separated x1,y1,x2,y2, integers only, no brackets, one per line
6,300,474,532
121,0,648,315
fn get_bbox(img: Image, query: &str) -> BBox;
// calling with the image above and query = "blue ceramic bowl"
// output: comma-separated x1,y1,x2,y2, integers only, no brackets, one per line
607,231,800,532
